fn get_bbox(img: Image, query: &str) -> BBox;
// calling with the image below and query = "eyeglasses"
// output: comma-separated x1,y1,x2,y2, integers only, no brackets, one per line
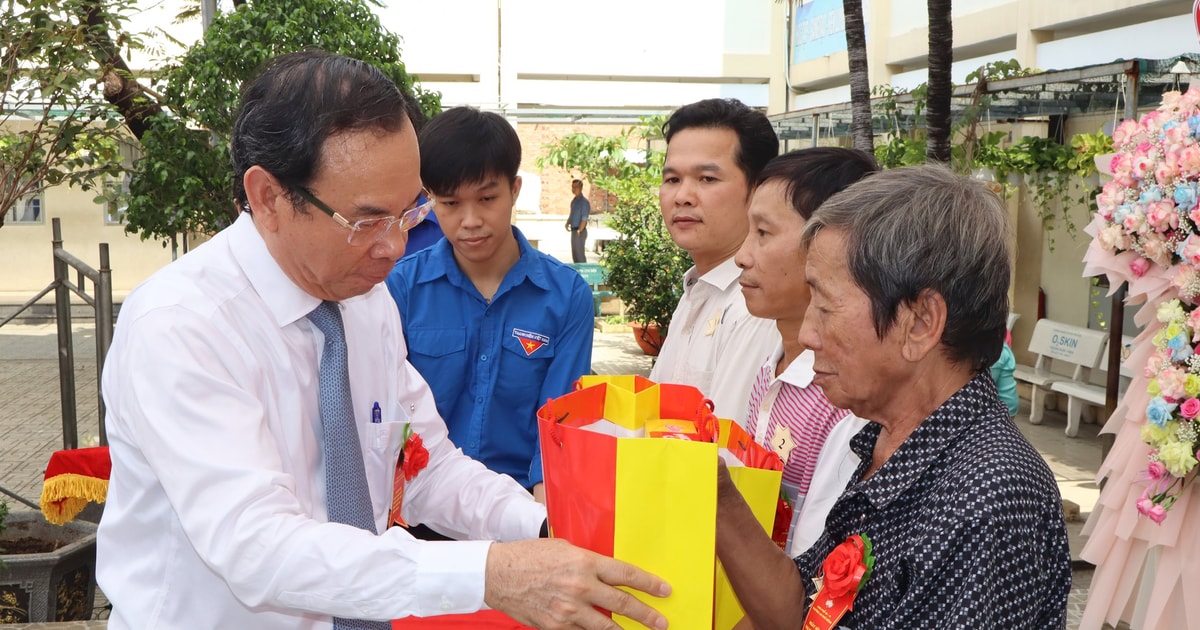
295,186,435,246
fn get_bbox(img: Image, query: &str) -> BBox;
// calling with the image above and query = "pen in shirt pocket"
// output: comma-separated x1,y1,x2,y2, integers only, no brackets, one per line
372,401,382,423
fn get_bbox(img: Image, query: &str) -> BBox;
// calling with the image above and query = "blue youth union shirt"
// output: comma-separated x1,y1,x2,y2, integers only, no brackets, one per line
385,227,594,488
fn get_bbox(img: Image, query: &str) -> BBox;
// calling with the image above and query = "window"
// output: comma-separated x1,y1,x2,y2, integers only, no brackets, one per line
104,174,130,225
3,189,44,225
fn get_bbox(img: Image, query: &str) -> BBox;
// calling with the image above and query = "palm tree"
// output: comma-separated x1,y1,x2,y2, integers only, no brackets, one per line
925,0,953,163
843,0,873,153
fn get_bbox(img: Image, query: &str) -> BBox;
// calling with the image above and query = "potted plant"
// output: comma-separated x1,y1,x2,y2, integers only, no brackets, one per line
1068,129,1114,187
1006,135,1079,244
0,501,98,623
539,119,691,355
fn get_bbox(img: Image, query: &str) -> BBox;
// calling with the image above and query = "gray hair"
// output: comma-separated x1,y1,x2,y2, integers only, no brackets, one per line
800,164,1011,370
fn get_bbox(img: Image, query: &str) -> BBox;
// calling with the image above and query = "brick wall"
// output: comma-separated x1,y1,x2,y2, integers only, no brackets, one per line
514,123,630,217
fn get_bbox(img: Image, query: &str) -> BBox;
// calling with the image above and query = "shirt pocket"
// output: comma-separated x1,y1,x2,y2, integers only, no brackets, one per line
407,327,467,358
364,420,410,520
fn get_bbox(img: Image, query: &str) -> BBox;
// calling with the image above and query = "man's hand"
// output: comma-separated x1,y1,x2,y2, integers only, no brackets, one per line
485,539,670,629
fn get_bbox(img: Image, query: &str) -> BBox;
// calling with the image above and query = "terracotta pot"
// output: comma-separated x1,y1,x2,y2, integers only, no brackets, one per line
630,323,663,356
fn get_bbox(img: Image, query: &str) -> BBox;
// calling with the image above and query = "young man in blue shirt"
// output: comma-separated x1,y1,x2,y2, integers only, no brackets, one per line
386,107,594,516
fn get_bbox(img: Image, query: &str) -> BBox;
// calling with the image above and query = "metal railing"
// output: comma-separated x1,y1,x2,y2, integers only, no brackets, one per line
0,217,114,449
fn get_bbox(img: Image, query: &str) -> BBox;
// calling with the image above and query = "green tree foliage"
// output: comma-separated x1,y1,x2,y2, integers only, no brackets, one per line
0,0,137,230
122,0,441,246
539,119,691,341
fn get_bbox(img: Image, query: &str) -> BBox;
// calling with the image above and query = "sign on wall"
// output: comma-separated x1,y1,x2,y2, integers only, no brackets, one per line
791,0,871,64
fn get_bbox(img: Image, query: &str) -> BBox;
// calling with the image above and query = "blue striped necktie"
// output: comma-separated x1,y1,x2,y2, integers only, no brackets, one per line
307,300,389,630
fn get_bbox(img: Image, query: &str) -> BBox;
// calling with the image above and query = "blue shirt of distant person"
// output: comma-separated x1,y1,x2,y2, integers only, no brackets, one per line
386,107,594,502
388,235,593,490
990,342,1019,417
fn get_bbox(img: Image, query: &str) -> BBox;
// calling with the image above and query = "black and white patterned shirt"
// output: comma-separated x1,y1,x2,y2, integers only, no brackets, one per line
793,374,1071,629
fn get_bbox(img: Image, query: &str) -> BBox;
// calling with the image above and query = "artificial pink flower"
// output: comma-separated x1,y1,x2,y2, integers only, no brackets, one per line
1148,460,1168,479
1155,160,1180,186
1180,144,1200,175
1158,366,1188,400
1165,125,1188,147
1142,233,1174,266
1137,496,1156,516
1123,209,1148,234
1148,503,1168,524
1113,120,1139,146
1180,234,1200,265
1132,155,1154,180
1130,257,1151,277
1146,201,1179,231
1189,309,1200,341
1181,397,1200,419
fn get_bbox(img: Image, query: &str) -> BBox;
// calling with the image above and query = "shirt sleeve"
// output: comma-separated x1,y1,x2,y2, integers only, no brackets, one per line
104,307,507,620
526,276,595,486
707,312,779,423
883,512,1069,629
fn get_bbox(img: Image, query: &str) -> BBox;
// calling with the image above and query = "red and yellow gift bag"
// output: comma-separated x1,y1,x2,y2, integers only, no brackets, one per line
713,419,784,630
537,376,782,630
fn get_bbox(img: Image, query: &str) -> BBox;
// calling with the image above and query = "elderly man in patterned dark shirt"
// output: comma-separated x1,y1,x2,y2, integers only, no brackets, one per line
716,165,1071,629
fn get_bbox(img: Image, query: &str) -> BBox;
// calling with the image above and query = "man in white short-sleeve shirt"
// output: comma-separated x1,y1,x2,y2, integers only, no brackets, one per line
650,98,781,425
97,50,668,630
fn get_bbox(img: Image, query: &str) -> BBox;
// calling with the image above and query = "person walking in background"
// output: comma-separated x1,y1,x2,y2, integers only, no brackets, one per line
734,147,879,555
567,179,590,263
386,107,594,512
649,98,781,425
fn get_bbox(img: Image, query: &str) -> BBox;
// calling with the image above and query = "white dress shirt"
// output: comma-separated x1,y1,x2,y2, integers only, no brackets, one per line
649,257,779,425
787,414,869,557
98,213,546,629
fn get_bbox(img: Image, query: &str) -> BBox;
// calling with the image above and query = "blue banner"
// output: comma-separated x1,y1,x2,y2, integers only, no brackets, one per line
792,0,871,64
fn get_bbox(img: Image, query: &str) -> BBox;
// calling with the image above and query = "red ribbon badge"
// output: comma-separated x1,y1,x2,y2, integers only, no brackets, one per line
802,534,875,630
389,425,429,528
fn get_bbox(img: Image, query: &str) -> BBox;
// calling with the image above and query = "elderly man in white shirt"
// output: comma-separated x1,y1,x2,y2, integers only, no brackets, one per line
97,50,668,630
650,98,781,425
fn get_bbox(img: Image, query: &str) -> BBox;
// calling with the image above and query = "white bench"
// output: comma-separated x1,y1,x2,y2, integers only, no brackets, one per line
1014,319,1108,428
1049,335,1135,437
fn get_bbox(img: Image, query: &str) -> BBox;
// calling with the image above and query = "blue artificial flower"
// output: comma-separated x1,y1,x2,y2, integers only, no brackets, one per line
1114,204,1131,223
1189,114,1200,136
1140,186,1164,203
1176,182,1198,211
1147,396,1176,427
1169,332,1194,361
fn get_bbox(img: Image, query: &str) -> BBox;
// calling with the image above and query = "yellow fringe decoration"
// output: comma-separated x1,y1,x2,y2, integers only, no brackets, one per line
40,474,108,525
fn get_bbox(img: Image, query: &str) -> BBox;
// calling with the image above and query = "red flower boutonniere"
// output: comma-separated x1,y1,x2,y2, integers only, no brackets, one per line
389,424,429,528
802,534,875,630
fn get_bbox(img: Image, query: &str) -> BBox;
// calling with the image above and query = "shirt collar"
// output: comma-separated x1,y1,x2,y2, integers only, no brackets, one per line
228,212,321,328
683,256,741,292
777,343,816,388
848,373,997,510
414,226,549,292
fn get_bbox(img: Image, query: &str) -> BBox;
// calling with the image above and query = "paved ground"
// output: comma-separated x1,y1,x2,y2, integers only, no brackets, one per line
0,316,1124,628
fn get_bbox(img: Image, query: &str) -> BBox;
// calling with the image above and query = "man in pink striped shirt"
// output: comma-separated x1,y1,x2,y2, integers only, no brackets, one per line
735,147,878,553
